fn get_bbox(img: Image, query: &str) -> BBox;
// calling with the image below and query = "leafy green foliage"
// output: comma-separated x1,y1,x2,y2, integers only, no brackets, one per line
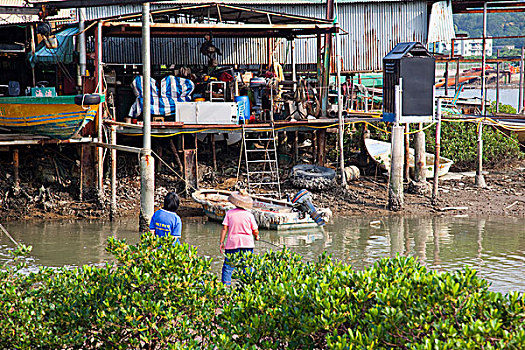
488,101,517,115
0,235,226,349
1,239,525,349
454,13,525,49
425,121,523,170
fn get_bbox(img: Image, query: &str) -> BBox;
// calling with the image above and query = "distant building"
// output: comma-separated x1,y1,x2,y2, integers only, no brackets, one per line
453,37,493,56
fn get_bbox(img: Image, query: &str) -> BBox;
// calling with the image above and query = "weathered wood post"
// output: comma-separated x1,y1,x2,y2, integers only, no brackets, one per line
13,148,19,190
413,124,427,182
388,84,404,211
139,2,155,232
432,99,442,202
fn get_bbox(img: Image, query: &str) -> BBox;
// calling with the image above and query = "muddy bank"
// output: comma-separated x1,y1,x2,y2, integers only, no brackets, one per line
1,147,524,222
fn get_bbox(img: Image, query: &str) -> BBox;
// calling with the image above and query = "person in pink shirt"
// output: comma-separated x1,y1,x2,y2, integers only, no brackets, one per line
219,190,259,285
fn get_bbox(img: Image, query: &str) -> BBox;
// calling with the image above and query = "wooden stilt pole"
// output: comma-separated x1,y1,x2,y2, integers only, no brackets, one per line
414,124,427,182
317,129,326,166
13,148,19,190
212,134,217,172
169,138,184,173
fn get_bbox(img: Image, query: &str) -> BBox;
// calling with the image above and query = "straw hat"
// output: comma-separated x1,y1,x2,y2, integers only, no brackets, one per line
228,190,253,209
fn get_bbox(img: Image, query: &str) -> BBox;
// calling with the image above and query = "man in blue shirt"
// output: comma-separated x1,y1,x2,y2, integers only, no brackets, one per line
149,192,182,244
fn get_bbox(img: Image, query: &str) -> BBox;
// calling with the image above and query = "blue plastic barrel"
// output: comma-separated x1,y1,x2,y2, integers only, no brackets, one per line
234,96,250,123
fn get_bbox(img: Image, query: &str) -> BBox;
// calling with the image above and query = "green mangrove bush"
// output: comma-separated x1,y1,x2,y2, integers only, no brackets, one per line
424,121,523,169
1,236,524,349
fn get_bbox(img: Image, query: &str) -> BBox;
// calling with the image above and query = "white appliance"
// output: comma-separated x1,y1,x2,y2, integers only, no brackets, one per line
175,102,238,124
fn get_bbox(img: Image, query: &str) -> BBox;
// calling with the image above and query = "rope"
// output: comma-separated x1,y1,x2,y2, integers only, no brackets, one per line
0,223,20,247
150,150,199,193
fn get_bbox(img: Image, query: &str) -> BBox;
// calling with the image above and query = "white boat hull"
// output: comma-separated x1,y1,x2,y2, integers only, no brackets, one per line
364,138,453,178
192,189,331,230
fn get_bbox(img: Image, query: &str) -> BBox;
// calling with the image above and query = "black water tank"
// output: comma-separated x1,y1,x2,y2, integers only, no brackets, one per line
383,42,435,121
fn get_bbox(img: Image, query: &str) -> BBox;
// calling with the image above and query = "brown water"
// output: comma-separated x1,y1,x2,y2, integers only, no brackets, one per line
1,216,524,293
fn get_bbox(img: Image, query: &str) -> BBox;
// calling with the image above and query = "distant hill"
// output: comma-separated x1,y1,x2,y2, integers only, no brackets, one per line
454,12,525,49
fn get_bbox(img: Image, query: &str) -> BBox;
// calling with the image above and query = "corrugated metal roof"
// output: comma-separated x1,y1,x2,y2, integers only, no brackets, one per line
0,0,75,25
97,1,427,72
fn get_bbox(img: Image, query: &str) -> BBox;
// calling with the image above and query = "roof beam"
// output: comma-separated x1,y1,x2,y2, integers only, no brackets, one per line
0,6,41,15
28,0,154,9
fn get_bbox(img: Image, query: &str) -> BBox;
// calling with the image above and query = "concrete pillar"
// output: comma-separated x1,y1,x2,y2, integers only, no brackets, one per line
139,153,155,232
388,126,404,211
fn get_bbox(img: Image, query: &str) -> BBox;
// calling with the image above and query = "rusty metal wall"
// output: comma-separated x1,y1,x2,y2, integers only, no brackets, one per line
103,37,271,66
98,1,428,72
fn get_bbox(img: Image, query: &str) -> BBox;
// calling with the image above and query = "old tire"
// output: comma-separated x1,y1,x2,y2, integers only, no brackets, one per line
75,94,101,106
289,164,336,190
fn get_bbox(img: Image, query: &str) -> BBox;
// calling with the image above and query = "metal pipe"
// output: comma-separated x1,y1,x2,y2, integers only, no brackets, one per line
291,38,297,93
78,8,87,82
110,125,117,221
336,26,346,186
496,60,500,113
30,25,36,87
475,122,486,187
481,1,487,117
321,0,334,118
455,58,460,93
432,99,442,202
142,3,152,151
520,47,525,114
96,22,104,201
518,47,525,113
404,124,409,180
444,62,449,96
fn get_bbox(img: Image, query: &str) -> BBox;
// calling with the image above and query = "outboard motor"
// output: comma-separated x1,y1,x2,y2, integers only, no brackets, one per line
291,189,326,226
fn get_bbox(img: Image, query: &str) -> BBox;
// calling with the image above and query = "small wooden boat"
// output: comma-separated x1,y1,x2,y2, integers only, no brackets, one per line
364,138,453,178
192,189,332,230
0,94,104,140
